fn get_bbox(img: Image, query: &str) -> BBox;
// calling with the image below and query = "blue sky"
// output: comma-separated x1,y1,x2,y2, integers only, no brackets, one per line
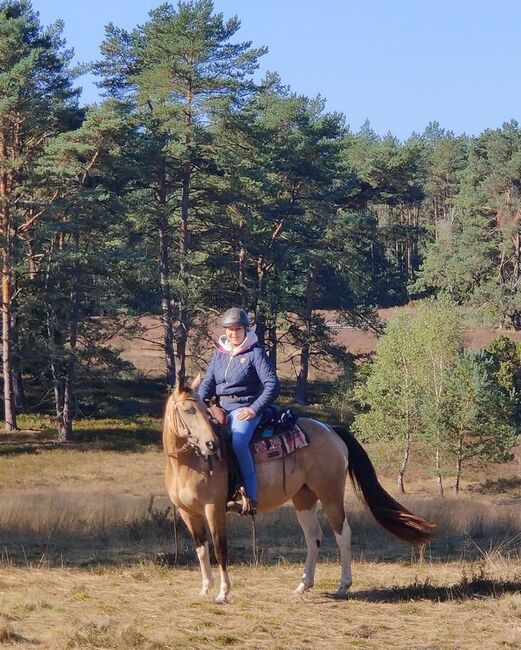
33,0,521,140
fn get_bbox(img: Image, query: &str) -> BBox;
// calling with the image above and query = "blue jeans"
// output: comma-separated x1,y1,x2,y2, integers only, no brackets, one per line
228,410,261,499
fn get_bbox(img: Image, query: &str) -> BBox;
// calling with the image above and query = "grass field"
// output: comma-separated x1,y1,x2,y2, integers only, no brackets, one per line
2,558,521,649
1,400,521,647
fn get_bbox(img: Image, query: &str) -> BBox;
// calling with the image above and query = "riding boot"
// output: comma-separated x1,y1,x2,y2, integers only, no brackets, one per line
227,497,256,516
226,500,243,514
226,488,256,516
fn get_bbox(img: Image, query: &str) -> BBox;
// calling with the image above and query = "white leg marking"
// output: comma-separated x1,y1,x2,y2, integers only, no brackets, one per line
294,508,323,594
215,565,231,604
196,542,213,596
334,518,352,598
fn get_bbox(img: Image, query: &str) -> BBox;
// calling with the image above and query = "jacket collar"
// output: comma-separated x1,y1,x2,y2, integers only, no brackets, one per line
219,329,258,357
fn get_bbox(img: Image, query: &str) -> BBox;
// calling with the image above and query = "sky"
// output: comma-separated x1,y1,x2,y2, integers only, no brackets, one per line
32,0,521,141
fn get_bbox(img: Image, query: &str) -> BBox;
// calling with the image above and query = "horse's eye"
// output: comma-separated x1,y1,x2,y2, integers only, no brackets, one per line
184,406,196,415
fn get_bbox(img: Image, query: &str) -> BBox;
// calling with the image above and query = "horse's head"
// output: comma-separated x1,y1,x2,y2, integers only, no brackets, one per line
169,375,220,458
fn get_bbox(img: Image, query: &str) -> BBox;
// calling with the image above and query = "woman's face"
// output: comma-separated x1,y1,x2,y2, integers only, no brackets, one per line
225,326,246,347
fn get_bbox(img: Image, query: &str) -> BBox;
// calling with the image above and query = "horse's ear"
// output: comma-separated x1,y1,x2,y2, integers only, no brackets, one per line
191,373,202,391
175,374,189,395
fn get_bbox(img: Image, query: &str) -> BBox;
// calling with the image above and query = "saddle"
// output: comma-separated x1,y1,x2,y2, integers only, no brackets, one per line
208,404,305,453
207,404,309,501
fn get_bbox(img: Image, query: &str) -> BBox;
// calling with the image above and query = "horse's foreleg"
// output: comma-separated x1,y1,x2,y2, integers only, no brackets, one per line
292,486,322,594
179,510,213,596
321,498,352,598
205,504,230,604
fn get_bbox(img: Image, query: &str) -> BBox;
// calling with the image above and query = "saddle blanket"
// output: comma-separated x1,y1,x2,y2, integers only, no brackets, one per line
251,424,309,464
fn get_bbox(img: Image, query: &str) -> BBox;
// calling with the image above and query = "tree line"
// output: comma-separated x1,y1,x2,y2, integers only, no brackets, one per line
1,0,521,440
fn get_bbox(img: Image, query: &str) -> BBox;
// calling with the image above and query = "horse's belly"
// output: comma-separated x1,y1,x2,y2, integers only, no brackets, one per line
256,457,306,510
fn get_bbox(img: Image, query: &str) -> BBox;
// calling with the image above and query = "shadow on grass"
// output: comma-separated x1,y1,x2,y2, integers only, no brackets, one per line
21,376,168,421
73,376,168,420
345,573,521,603
469,476,521,495
72,423,161,451
0,422,161,455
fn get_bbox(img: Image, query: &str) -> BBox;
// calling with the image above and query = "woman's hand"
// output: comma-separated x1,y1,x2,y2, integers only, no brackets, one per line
235,407,256,421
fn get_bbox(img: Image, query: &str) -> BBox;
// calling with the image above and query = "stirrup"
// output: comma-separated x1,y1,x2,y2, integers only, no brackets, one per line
226,487,256,516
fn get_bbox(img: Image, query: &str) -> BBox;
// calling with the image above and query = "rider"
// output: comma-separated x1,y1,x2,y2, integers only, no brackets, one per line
197,308,280,516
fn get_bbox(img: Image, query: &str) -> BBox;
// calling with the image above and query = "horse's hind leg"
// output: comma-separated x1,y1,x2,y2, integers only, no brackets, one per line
205,504,230,605
179,510,213,596
320,495,352,598
292,485,323,594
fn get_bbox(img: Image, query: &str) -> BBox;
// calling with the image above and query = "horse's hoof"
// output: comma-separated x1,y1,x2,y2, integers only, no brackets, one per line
293,582,313,595
332,588,349,599
214,594,229,605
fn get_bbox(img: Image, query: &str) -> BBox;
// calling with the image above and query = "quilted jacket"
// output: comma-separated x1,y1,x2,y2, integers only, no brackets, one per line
197,331,280,415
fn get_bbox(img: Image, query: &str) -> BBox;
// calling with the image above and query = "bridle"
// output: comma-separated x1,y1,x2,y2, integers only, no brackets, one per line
168,395,220,471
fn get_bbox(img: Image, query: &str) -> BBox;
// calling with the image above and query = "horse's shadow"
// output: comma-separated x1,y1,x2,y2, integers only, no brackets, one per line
320,575,521,603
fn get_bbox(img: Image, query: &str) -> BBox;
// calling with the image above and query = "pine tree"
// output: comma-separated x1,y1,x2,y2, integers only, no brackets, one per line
415,122,521,327
0,0,78,431
94,0,265,383
29,100,133,440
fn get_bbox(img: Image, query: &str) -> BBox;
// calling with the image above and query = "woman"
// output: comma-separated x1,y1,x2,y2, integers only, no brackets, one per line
197,308,280,515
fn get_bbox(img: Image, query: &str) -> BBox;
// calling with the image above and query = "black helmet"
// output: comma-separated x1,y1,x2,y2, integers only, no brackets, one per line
221,307,249,328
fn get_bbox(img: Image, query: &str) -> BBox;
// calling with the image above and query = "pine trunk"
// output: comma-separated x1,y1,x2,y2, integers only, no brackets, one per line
57,232,80,442
294,267,317,405
254,259,267,347
454,458,462,495
453,434,464,495
238,220,247,305
268,322,277,367
158,215,176,386
176,161,190,383
294,342,310,406
1,152,16,431
174,84,194,384
157,164,176,386
13,371,25,411
11,311,25,411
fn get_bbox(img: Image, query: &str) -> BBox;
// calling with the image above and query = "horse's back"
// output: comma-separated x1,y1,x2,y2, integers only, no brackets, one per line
255,417,348,512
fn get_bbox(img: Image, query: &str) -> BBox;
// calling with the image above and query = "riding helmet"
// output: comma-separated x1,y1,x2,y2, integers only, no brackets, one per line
221,307,249,328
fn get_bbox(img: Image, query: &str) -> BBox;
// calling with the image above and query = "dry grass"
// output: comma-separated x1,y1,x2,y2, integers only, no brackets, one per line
2,439,521,567
1,558,521,649
1,425,521,647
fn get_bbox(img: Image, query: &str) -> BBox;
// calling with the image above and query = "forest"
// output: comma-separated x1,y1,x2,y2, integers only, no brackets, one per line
1,0,520,483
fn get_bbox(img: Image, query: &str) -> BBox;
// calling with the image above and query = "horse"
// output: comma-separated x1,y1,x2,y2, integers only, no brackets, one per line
162,377,435,604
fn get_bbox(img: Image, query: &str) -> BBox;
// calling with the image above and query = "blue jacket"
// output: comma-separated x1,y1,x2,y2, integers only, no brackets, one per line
198,339,280,415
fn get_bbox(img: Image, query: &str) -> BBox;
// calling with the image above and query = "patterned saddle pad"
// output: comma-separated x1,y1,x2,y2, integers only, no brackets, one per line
251,423,309,464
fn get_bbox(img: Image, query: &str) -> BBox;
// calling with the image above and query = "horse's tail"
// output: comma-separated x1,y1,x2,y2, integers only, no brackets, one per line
332,425,436,546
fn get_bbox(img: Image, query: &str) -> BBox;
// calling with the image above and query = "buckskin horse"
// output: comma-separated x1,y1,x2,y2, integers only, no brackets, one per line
162,377,435,604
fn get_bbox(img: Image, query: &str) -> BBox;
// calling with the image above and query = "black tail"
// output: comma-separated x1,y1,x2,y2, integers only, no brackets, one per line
332,426,436,545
